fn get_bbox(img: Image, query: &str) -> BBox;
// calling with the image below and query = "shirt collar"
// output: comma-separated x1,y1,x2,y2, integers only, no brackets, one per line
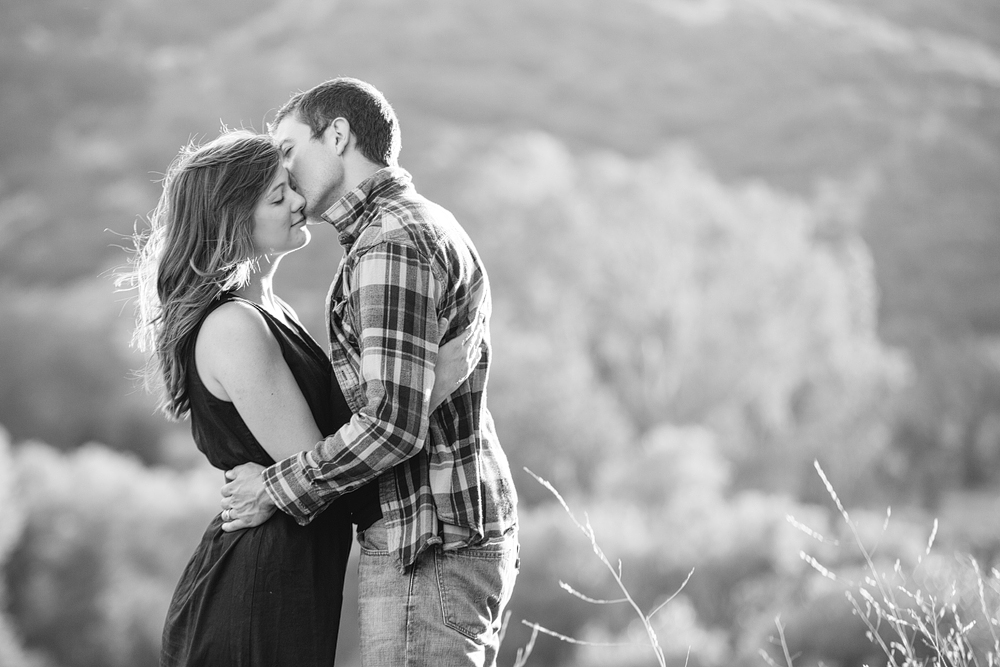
321,167,412,247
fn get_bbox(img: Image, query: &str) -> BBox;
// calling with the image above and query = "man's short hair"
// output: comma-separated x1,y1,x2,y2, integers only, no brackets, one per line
272,77,400,167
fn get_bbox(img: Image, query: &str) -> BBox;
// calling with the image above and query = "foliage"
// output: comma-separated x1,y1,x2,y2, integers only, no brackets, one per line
3,0,1000,478
4,439,220,667
0,280,178,461
760,463,1000,667
521,467,698,667
885,339,1000,507
442,129,910,505
1,0,1000,664
507,424,827,666
0,428,43,667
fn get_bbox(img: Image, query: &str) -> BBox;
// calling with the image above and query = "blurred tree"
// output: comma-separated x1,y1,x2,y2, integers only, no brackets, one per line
885,337,1000,507
432,130,930,666
0,280,174,461
3,0,1000,472
5,440,219,667
0,427,43,667
442,130,909,504
1,1,999,664
509,425,843,667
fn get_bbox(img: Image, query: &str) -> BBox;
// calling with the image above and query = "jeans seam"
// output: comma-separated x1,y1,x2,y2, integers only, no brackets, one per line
360,547,392,556
405,556,417,666
445,549,507,560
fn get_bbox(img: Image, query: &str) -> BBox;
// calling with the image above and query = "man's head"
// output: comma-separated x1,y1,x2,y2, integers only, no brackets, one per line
273,77,400,167
269,78,400,219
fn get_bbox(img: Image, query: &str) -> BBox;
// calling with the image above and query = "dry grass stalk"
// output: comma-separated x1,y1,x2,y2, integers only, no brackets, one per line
520,467,694,667
782,460,1000,667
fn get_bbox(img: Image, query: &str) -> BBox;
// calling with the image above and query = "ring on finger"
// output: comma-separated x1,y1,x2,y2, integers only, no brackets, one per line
222,508,231,522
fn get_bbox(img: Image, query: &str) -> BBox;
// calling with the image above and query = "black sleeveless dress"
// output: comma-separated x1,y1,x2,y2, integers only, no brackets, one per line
160,294,354,667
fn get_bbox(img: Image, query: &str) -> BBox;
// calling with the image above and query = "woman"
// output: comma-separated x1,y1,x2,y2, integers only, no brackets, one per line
125,130,480,666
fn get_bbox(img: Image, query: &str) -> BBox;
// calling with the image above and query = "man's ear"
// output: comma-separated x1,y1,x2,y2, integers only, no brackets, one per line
324,118,351,156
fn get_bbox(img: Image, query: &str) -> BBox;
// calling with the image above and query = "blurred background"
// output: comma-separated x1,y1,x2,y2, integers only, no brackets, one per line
2,0,1000,665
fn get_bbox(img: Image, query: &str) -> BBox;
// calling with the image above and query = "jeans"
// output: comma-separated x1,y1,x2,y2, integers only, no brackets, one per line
357,519,519,667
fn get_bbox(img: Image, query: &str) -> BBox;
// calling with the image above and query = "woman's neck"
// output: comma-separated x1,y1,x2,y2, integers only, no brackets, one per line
234,256,283,316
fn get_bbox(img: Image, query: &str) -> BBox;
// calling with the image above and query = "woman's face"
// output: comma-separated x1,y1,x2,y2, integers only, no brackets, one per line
251,165,309,257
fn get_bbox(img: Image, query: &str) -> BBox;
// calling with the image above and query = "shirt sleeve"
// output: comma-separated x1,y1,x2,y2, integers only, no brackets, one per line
262,240,441,523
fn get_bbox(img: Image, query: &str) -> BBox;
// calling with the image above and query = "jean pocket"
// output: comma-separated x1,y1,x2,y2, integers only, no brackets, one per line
358,519,391,555
435,538,519,644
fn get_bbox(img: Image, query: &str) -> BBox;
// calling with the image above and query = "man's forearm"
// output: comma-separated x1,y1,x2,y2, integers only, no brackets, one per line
262,404,432,524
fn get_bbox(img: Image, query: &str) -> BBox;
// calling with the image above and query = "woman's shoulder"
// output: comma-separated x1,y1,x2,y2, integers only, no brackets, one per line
190,298,279,401
202,297,267,332
197,299,281,361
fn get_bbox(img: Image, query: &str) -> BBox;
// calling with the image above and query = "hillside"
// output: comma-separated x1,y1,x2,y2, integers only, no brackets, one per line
3,0,999,325
0,0,998,456
3,3,1000,666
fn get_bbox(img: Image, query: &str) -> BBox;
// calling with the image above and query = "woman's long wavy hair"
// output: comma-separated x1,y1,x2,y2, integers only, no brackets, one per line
121,130,281,419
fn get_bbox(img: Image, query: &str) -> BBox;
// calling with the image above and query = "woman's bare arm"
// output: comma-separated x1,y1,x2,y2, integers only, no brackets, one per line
196,301,322,463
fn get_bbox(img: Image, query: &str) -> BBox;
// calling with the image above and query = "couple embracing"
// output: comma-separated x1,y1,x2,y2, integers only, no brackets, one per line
129,77,519,666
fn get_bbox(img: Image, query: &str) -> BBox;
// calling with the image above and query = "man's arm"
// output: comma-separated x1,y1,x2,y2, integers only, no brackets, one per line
263,241,442,524
220,307,482,531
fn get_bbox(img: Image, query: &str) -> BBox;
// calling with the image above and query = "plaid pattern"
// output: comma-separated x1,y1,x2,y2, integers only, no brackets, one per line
262,168,518,570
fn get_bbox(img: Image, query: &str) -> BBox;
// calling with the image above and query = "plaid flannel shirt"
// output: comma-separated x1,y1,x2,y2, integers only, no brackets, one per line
262,167,518,570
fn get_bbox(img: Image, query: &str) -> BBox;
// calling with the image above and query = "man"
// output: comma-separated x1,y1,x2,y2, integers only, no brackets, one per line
220,77,519,666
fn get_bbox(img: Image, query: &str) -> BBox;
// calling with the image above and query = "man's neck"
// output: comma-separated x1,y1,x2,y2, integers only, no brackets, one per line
320,160,394,233
340,157,385,198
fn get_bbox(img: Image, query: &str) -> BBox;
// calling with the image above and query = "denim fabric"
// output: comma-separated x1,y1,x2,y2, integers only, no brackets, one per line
357,518,519,667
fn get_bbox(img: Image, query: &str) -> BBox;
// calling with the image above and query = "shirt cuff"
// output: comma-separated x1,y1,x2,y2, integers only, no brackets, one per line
261,454,323,526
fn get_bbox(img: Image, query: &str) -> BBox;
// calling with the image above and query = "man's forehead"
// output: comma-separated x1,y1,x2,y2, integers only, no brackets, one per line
273,116,308,143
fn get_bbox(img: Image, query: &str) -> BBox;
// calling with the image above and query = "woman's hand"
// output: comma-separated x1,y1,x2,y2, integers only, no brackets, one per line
430,318,484,411
220,462,276,532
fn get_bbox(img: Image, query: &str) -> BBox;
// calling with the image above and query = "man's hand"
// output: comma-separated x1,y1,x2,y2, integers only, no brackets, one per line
220,462,276,532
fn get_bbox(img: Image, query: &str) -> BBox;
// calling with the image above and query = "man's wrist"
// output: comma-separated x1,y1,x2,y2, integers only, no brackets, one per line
260,457,321,526
259,468,281,512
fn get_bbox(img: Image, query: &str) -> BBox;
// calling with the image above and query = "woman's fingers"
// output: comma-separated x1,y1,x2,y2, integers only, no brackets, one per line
221,516,251,532
438,314,485,386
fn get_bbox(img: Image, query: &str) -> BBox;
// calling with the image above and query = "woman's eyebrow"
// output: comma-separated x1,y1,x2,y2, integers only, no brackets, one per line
267,179,287,197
